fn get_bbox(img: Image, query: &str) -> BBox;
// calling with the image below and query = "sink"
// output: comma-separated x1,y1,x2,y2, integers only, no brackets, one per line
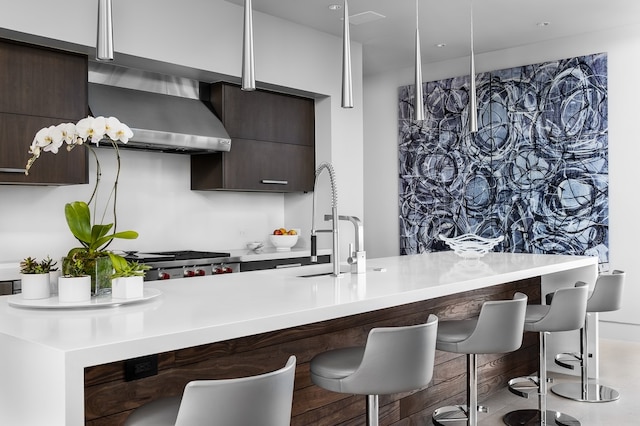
298,270,348,278
298,272,336,278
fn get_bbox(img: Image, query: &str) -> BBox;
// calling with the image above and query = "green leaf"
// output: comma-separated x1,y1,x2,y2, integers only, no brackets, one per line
65,202,92,245
108,253,129,271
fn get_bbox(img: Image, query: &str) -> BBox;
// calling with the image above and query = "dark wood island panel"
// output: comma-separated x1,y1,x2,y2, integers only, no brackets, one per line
85,277,540,425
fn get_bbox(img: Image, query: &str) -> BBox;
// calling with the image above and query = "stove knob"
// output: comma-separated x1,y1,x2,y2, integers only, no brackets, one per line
214,266,224,274
195,269,206,276
184,269,195,278
223,266,233,273
158,272,171,280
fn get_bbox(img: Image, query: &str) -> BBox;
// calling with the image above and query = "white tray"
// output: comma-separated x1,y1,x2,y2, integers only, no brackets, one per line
7,288,162,310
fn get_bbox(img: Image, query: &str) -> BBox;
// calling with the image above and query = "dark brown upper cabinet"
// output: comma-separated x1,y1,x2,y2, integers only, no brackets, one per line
191,83,315,192
0,39,88,185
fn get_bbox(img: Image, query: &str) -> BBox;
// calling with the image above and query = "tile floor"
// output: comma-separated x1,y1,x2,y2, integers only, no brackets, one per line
428,338,639,425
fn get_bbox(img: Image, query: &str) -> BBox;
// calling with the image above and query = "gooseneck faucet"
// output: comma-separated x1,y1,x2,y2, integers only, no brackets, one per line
311,162,341,277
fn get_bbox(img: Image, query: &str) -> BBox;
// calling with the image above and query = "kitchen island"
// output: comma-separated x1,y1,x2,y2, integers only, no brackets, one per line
0,252,597,425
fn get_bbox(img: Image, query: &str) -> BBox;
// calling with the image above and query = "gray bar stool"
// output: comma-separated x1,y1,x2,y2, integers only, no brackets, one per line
310,314,438,426
551,270,625,402
504,283,589,426
431,292,528,426
124,355,296,426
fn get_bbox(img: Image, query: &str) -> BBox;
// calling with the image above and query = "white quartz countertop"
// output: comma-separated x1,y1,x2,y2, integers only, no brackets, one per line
0,252,597,426
0,252,596,366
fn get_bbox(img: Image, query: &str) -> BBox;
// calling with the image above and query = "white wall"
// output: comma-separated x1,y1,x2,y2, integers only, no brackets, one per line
0,0,364,262
363,24,640,339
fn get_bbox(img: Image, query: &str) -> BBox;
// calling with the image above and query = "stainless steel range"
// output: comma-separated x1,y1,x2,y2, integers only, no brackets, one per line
124,250,241,281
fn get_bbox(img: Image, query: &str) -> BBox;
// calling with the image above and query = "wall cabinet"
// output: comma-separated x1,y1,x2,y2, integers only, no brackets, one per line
191,83,315,192
0,39,88,185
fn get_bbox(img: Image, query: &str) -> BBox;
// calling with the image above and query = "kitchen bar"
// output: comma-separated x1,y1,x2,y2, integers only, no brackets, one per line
0,252,596,425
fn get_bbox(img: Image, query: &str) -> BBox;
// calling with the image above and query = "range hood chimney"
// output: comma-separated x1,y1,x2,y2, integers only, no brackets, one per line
88,63,231,153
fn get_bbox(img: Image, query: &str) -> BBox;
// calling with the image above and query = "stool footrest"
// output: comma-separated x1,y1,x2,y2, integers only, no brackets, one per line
432,404,487,426
507,376,539,399
554,352,582,370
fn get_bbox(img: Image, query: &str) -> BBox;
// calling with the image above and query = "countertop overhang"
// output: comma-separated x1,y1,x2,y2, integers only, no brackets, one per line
0,252,597,367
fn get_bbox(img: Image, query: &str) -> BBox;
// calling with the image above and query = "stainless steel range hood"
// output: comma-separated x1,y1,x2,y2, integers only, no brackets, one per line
88,64,231,153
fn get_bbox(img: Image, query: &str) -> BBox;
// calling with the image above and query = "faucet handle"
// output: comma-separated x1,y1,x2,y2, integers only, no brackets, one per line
347,243,356,265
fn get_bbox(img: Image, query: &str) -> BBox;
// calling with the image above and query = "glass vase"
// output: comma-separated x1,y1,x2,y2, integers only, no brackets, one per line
62,255,113,296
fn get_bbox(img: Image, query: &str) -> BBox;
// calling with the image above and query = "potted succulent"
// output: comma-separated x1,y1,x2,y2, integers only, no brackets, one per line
58,254,92,303
25,116,139,296
19,256,57,300
109,253,150,299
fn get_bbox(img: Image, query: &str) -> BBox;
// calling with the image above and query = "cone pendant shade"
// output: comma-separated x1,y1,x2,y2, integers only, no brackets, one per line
469,0,478,133
341,0,353,108
96,0,114,61
414,0,425,122
242,0,256,91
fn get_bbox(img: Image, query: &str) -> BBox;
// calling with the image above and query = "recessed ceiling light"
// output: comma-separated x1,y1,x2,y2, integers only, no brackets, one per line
328,4,341,11
435,43,447,48
537,21,551,27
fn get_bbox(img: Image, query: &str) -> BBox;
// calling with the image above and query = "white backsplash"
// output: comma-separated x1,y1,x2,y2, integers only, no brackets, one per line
0,148,295,262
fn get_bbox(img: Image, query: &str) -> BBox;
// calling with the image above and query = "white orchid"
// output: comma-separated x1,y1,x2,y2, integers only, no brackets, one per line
105,116,133,144
32,125,64,154
58,122,77,145
25,116,134,175
76,116,107,145
24,116,138,262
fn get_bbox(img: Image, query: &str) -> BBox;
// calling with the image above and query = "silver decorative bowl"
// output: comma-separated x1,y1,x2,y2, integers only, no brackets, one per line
439,234,504,259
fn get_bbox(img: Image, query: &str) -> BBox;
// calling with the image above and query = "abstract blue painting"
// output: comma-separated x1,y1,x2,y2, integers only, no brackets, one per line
398,53,608,266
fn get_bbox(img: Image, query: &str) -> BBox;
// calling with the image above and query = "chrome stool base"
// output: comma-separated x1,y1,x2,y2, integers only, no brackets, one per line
432,404,487,426
503,409,580,426
551,382,620,402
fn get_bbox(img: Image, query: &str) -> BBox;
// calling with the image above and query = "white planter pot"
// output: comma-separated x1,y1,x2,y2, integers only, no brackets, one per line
111,276,144,299
58,275,91,303
20,273,51,300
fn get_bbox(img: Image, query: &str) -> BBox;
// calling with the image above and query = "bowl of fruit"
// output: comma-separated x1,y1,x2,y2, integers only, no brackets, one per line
269,228,299,251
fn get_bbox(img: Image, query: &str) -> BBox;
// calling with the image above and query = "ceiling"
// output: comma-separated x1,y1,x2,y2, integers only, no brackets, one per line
227,0,640,76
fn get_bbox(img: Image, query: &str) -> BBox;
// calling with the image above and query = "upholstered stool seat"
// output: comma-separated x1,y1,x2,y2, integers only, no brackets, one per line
504,283,589,426
310,314,438,426
124,355,296,426
551,270,625,403
431,292,528,426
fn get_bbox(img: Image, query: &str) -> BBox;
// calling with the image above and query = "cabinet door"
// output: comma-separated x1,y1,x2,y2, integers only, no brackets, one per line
216,84,314,146
192,138,314,192
195,83,316,192
0,39,88,184
0,114,88,184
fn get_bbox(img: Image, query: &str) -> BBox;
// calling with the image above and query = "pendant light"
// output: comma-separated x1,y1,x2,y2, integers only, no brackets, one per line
242,0,256,91
341,0,353,108
414,0,425,121
96,0,114,61
469,0,478,133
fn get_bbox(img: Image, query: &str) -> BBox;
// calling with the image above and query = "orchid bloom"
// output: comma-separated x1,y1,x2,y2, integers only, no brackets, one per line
57,122,77,145
76,116,107,145
33,125,64,154
105,116,133,144
25,115,134,175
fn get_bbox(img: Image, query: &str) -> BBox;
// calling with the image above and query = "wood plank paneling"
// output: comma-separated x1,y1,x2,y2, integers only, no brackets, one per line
85,278,541,425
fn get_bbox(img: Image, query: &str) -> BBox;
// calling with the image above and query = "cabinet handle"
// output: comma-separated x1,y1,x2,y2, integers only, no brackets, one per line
261,179,288,185
0,168,27,174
